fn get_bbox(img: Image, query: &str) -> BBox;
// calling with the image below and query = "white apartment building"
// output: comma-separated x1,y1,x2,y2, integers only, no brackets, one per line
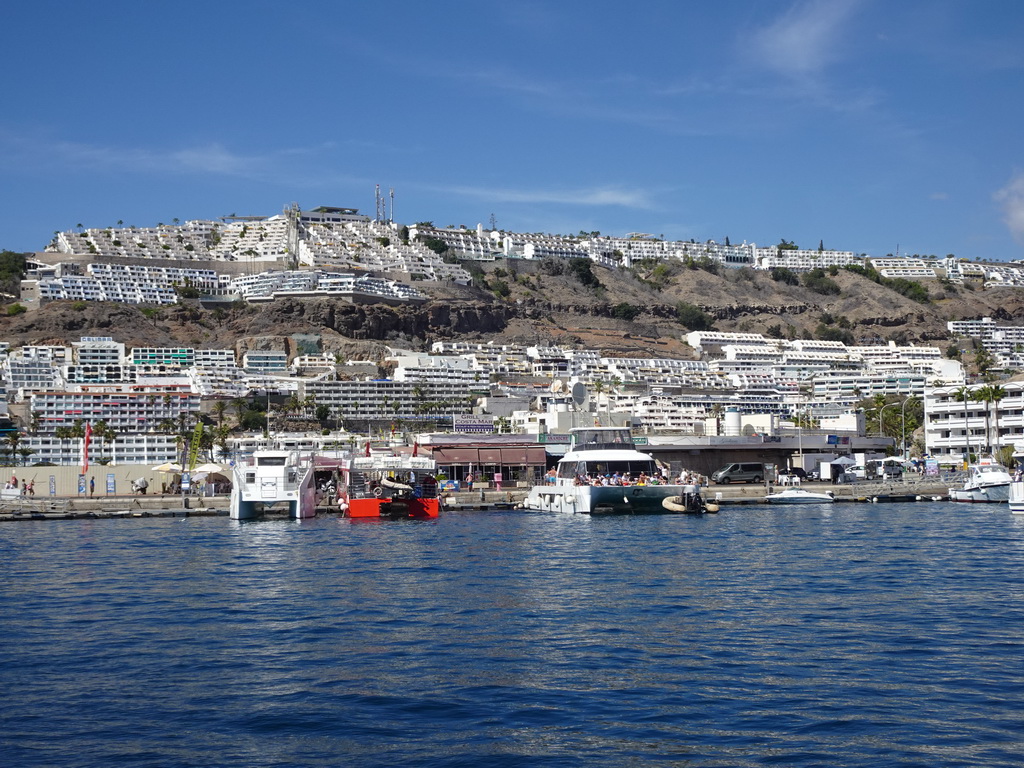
301,379,474,424
243,351,288,374
30,387,201,434
924,382,1024,459
390,354,479,386
686,331,777,355
755,248,862,271
23,433,179,466
811,371,928,400
868,257,940,279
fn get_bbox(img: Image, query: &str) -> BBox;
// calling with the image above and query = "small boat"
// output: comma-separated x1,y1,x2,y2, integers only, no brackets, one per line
764,488,835,504
948,457,1012,503
230,448,317,520
522,427,714,515
341,452,440,519
661,485,719,514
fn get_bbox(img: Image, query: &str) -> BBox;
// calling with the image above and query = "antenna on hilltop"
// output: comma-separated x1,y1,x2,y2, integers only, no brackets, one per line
389,187,395,223
489,213,497,231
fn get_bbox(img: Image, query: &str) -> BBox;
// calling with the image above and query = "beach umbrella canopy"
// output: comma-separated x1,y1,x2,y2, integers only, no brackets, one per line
194,462,223,474
833,456,856,465
151,462,183,473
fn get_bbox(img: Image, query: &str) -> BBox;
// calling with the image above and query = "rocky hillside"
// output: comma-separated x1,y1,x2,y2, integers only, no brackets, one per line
4,259,1024,363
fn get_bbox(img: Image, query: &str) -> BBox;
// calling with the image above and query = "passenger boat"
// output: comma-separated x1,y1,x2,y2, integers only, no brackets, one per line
229,448,317,520
948,457,1012,503
764,488,835,504
341,452,440,519
1009,443,1024,514
522,427,716,515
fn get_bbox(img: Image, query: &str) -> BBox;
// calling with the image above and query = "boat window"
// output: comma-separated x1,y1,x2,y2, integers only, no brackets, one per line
559,460,659,477
245,472,255,484
257,456,287,466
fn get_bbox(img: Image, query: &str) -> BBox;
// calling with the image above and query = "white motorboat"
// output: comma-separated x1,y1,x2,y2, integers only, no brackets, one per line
948,457,1012,503
1010,443,1024,514
764,488,835,504
229,448,317,520
522,427,715,515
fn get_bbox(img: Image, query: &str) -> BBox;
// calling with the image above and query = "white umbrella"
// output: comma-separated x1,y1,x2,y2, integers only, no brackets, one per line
151,462,183,473
194,462,223,474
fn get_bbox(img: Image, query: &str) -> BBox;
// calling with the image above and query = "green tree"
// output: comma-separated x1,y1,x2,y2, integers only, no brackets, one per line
675,302,714,331
953,386,975,461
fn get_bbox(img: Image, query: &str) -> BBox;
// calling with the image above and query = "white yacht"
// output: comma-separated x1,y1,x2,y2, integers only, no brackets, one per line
948,457,1012,503
229,448,317,520
522,427,713,515
1009,443,1024,514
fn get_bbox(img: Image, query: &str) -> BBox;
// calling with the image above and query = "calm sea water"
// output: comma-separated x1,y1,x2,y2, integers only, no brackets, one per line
2,503,1023,767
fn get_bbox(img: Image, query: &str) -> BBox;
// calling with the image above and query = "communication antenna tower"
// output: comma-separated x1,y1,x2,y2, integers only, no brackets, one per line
374,184,382,223
284,202,301,270
389,187,395,223
489,213,497,231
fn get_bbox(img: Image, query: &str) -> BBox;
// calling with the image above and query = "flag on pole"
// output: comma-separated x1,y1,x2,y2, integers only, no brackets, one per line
82,421,92,473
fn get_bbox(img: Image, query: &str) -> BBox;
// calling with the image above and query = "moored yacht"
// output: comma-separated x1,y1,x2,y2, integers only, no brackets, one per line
948,457,1012,503
522,427,714,514
229,448,317,520
340,452,440,519
1010,443,1024,514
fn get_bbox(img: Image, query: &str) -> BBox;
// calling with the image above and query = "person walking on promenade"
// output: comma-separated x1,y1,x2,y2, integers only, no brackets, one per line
89,476,95,497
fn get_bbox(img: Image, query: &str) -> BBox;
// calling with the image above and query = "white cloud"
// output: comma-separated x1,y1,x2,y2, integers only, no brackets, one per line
994,172,1024,243
746,0,861,79
439,183,655,210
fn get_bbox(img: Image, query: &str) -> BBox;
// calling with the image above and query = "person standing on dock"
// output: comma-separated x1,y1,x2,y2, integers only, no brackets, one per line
89,476,95,497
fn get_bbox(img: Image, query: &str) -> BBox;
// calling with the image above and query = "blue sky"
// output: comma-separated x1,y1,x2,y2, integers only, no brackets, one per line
2,0,1024,260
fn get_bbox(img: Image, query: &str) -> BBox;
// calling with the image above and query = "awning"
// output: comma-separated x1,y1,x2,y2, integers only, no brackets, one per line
478,448,503,464
430,447,481,464
429,446,548,466
500,447,546,465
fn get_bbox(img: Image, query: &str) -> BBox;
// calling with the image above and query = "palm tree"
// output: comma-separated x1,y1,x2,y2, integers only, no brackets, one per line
231,398,248,427
953,385,975,462
4,432,23,466
973,384,1007,454
989,385,1008,452
211,400,228,426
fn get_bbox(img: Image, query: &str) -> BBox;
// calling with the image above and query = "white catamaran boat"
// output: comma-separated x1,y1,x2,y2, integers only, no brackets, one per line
948,457,1012,503
522,427,716,515
229,448,317,520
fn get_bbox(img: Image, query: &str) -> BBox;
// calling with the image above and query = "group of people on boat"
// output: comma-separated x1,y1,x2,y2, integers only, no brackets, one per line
573,471,673,487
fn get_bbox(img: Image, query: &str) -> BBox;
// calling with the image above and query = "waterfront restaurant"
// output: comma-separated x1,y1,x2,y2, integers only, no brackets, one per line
425,441,548,489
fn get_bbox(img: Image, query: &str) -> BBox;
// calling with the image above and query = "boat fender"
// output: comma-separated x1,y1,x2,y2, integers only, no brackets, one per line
704,502,720,513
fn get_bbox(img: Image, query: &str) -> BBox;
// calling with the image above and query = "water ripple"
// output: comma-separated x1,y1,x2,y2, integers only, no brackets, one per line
2,504,1023,766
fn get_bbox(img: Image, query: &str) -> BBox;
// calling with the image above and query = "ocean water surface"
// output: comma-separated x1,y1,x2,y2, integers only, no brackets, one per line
2,503,1023,767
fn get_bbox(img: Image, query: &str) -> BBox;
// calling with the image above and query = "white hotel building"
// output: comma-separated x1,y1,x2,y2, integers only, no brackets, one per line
924,382,1024,459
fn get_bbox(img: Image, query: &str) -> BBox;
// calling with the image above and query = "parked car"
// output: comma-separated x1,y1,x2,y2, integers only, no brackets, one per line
711,462,766,484
844,465,867,481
